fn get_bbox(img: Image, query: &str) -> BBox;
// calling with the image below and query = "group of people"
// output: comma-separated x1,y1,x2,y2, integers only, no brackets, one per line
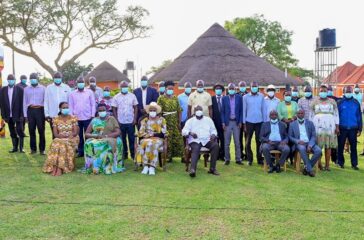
0,73,362,178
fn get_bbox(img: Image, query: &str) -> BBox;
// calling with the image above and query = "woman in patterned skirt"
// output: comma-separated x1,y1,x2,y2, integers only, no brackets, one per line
311,85,339,171
43,102,79,176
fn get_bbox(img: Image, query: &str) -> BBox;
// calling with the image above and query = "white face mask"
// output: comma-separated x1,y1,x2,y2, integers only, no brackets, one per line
149,111,157,118
195,110,203,117
267,91,275,97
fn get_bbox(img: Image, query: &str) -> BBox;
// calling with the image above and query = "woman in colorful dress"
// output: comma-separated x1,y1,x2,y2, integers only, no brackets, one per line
43,102,79,176
97,86,113,116
311,85,339,171
157,81,184,162
83,104,125,175
136,102,167,175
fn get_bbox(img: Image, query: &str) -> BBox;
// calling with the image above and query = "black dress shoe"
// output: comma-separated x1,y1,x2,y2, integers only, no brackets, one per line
275,165,281,173
248,161,252,166
352,166,359,170
268,167,275,174
9,149,18,153
208,169,220,176
308,171,315,177
224,161,230,165
339,165,344,169
30,150,37,154
302,168,308,176
189,169,196,178
40,151,46,155
235,161,243,165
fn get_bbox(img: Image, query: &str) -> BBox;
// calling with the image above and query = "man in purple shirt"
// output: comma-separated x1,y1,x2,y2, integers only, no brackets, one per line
23,73,46,154
69,77,96,157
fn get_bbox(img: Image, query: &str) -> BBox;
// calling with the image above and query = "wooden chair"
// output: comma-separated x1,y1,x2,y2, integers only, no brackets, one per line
294,151,319,174
263,150,287,172
184,138,210,172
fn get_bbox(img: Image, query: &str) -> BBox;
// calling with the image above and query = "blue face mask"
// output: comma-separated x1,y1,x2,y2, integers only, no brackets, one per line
103,91,110,97
327,91,333,97
54,78,62,85
8,80,16,86
77,82,85,89
121,87,129,94
197,87,204,93
284,96,292,102
21,79,27,85
99,111,107,118
345,93,353,99
185,88,191,94
240,87,246,93
159,87,165,93
271,119,278,124
141,80,148,87
355,88,360,93
251,87,258,93
30,79,38,85
61,108,70,115
215,89,222,95
319,92,328,99
292,91,298,97
304,92,312,98
166,89,174,95
228,89,236,95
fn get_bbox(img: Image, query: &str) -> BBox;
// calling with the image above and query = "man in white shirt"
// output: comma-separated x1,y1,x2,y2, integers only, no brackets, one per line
44,72,71,138
182,105,220,177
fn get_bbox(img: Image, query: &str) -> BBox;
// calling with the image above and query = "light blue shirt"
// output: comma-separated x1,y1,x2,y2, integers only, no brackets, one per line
353,93,362,108
243,93,264,123
298,122,309,143
178,92,189,122
263,96,280,122
269,123,281,142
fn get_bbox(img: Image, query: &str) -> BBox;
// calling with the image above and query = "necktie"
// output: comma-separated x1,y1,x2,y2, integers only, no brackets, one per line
217,97,222,112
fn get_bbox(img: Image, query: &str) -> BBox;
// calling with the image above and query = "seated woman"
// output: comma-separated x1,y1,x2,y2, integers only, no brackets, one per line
83,104,125,174
43,102,79,176
136,102,167,175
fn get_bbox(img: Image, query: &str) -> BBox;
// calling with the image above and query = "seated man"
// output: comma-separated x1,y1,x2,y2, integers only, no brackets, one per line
182,105,219,177
288,109,322,177
259,110,290,173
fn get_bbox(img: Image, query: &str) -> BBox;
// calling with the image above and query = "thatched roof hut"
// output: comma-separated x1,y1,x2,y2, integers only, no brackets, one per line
85,61,129,83
151,23,300,87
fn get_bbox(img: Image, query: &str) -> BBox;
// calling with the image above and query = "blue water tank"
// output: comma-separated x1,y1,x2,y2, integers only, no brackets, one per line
319,28,336,48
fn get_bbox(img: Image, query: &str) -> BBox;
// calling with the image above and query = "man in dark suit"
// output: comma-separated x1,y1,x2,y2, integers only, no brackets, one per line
259,110,290,173
289,109,322,177
221,83,243,165
211,83,225,160
0,74,25,153
133,76,159,127
238,81,248,160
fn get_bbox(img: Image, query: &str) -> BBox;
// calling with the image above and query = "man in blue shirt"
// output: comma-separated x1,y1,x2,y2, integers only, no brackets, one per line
337,86,362,170
178,82,192,129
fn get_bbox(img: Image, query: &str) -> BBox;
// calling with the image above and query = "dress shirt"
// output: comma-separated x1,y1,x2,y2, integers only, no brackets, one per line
243,92,264,123
87,86,103,100
8,87,14,117
44,83,71,118
298,122,309,143
188,91,212,116
178,92,189,122
112,92,138,124
182,116,217,146
23,84,46,117
142,88,147,108
269,122,281,142
69,89,96,120
229,95,236,119
263,96,280,122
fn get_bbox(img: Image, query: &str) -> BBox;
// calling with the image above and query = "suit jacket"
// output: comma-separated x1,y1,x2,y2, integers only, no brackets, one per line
220,94,243,125
211,95,223,130
0,85,24,122
288,120,317,150
259,121,288,144
133,87,159,120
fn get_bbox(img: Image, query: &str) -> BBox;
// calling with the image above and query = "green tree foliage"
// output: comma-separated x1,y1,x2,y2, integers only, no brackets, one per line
0,0,151,75
147,59,173,75
62,61,93,83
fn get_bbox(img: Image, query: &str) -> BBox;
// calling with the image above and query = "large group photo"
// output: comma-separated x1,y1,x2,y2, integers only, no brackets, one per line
0,0,363,239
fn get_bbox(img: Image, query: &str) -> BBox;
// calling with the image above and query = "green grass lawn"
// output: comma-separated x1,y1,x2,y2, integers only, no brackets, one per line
0,129,364,239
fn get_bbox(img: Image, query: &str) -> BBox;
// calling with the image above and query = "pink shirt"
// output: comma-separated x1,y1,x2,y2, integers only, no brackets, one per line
69,89,96,121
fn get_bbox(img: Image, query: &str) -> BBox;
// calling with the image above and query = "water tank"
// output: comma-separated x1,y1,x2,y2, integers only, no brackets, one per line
319,28,336,48
126,61,134,70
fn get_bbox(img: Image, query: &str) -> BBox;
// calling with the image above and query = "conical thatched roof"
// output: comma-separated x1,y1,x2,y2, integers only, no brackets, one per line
151,23,300,87
85,61,129,83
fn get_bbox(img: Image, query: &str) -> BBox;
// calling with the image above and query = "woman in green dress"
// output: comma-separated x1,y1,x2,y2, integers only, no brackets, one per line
157,81,184,162
83,104,125,175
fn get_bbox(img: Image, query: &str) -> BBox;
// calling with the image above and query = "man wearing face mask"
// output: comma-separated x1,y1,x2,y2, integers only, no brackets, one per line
221,83,243,165
238,81,248,161
44,72,71,139
178,82,192,129
337,86,362,170
353,84,363,108
69,76,96,157
112,81,138,160
291,86,300,103
211,83,225,160
289,109,322,177
243,81,264,165
16,75,28,89
133,76,159,127
263,85,280,122
260,110,290,173
23,73,46,154
298,85,314,121
158,81,165,96
0,74,25,153
87,76,103,101
187,80,212,118
182,105,219,177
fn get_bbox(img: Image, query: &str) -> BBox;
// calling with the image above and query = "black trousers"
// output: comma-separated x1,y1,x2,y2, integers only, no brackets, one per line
245,122,263,164
338,128,358,167
8,117,25,139
27,107,46,152
216,125,225,160
189,141,219,171
239,127,246,160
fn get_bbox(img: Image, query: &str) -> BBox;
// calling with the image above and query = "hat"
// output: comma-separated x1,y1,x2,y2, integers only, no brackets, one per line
213,83,225,91
145,102,162,114
267,84,276,90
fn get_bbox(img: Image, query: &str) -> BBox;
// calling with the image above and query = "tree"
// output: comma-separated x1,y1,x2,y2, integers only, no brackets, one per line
0,0,151,75
62,61,93,83
225,14,297,70
147,59,172,75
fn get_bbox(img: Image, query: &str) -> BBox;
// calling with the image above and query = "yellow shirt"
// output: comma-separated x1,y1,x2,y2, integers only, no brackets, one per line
188,91,212,116
286,104,293,119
